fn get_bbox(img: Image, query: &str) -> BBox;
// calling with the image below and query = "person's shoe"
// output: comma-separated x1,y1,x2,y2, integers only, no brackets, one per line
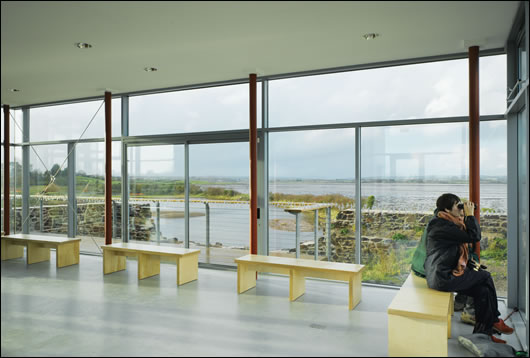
461,310,476,325
490,335,507,344
493,319,514,335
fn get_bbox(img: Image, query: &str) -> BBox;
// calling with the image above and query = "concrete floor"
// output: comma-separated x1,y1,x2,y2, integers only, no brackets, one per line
1,252,526,357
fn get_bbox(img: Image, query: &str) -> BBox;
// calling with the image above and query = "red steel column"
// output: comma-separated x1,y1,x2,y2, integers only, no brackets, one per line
3,105,10,235
249,74,258,255
104,92,112,245
469,46,480,258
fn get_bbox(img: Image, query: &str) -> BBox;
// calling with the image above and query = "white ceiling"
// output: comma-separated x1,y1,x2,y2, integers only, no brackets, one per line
1,1,521,107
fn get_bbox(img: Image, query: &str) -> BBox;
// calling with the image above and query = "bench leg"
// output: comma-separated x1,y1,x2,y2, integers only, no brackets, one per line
388,314,448,357
103,249,126,274
237,263,257,294
289,269,305,301
447,295,453,338
348,273,362,310
1,240,24,261
56,241,80,268
27,242,50,264
138,253,160,280
177,253,199,285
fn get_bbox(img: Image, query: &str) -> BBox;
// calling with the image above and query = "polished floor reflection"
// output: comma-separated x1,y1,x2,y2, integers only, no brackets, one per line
1,252,525,357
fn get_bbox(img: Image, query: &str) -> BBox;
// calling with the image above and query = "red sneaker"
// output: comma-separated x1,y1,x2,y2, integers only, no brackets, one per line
490,335,506,344
493,318,514,335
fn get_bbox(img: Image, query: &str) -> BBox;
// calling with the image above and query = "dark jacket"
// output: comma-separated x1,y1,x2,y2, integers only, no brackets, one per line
424,214,481,291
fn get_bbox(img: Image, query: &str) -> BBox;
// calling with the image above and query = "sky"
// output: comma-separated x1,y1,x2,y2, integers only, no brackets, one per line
6,54,508,180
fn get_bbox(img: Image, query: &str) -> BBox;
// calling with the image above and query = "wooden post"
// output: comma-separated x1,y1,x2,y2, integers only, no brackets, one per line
3,105,10,235
249,74,258,255
105,92,112,245
468,46,480,258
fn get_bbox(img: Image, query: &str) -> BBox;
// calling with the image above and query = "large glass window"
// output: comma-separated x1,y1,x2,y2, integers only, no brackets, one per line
269,129,355,260
129,84,261,136
361,122,469,285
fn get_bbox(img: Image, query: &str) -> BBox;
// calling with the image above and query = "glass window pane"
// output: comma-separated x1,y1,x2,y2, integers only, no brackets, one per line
129,84,261,136
269,55,506,127
189,142,249,266
75,141,122,253
480,55,507,115
269,129,355,260
28,144,68,236
361,122,469,285
30,98,121,142
128,145,185,247
479,120,507,297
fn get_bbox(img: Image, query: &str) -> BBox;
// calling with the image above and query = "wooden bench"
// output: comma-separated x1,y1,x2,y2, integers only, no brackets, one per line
1,233,80,268
102,243,200,285
234,254,365,310
387,272,454,357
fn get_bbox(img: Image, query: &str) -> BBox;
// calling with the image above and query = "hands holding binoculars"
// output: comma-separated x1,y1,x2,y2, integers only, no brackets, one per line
458,201,476,216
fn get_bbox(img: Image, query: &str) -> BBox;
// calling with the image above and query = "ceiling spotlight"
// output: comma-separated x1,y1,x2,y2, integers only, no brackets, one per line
75,42,93,49
144,67,158,72
9,88,21,92
362,33,380,40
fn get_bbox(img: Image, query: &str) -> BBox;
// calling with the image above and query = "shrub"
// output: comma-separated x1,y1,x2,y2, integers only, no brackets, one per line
392,232,408,241
481,237,507,261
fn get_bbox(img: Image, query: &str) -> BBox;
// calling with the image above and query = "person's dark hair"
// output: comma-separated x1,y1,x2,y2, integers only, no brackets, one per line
436,193,461,212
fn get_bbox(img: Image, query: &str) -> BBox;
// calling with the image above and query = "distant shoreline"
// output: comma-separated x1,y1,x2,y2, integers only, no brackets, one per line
151,210,205,218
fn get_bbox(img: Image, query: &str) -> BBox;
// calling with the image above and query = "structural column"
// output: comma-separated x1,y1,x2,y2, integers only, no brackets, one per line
468,46,480,257
249,74,258,255
3,105,10,235
105,92,112,245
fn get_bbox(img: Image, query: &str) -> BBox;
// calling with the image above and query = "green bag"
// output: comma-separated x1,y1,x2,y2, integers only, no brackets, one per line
411,221,429,278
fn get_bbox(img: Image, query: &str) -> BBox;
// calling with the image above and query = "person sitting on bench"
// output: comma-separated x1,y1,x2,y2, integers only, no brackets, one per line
424,193,513,344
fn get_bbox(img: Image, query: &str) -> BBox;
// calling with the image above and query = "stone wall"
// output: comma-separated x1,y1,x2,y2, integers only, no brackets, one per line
12,201,154,240
301,209,507,263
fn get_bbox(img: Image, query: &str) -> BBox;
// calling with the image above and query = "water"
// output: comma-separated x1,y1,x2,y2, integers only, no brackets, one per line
147,182,507,251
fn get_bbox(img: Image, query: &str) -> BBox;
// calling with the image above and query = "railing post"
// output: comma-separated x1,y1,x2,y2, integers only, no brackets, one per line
314,209,319,260
205,202,210,248
326,207,331,261
295,212,300,258
40,198,44,232
156,201,160,244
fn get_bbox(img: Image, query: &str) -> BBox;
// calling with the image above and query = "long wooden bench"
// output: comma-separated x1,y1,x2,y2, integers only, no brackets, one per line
1,233,80,268
102,243,200,285
235,254,365,310
387,272,454,357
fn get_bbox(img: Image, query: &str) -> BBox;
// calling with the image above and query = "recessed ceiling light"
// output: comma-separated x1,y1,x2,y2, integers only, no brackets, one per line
362,33,380,40
75,42,92,49
9,88,21,92
144,67,158,72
